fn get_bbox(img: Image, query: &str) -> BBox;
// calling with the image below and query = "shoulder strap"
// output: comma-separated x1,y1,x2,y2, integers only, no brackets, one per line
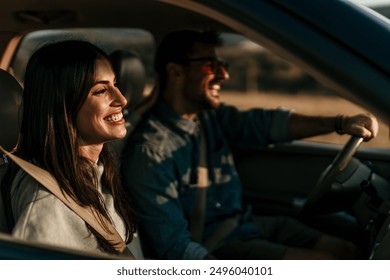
188,121,241,253
189,122,209,243
0,146,135,259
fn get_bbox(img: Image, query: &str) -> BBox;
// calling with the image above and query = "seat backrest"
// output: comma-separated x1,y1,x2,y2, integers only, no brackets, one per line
0,69,22,233
0,68,22,151
109,49,146,111
0,155,10,233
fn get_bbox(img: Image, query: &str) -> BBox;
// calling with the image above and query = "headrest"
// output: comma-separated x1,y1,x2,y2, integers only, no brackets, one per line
0,69,22,150
109,50,146,110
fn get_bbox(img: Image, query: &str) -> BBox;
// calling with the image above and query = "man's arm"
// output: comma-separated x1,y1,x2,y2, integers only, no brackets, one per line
288,112,378,141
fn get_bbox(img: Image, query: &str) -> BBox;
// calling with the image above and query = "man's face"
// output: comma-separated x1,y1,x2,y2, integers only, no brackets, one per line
181,42,229,111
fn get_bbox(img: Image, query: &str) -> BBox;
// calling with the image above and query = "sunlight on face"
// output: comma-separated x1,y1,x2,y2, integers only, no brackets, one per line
182,42,229,111
76,59,127,149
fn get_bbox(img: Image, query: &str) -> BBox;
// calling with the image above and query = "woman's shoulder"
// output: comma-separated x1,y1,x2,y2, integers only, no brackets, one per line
11,169,55,219
11,170,98,249
12,169,50,200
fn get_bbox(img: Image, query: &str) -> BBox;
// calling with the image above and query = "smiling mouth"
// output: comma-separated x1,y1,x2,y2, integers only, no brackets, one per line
210,84,221,97
104,112,124,123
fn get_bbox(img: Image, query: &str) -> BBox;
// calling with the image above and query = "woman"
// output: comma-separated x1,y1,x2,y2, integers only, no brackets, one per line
2,40,136,255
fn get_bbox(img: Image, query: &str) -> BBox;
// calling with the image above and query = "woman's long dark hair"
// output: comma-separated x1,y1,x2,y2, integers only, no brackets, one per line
14,40,136,254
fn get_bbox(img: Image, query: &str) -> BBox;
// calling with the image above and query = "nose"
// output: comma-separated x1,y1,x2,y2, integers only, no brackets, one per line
112,87,128,108
216,65,229,81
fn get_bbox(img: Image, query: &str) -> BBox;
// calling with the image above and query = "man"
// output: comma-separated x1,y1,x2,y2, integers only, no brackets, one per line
121,30,378,260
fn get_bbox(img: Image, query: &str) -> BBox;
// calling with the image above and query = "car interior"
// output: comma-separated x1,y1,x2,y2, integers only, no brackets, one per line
1,0,390,260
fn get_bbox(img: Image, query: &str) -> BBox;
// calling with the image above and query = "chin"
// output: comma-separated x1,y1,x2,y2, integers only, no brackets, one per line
117,131,128,139
209,99,221,109
112,127,128,140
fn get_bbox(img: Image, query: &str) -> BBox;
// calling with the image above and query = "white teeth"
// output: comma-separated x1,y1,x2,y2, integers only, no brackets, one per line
105,112,123,122
209,84,220,97
211,84,220,90
210,84,220,97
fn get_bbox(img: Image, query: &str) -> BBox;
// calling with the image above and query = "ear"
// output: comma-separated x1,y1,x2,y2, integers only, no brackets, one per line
166,62,184,78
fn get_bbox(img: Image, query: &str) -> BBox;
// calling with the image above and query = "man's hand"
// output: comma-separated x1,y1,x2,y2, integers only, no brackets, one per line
343,113,378,141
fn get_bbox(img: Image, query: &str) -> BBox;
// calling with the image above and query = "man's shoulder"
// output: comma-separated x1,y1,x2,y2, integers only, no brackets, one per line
131,114,171,141
128,114,183,155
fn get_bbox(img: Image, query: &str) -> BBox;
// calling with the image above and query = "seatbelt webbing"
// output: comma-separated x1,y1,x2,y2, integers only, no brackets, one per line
188,123,241,253
189,123,209,243
0,146,135,258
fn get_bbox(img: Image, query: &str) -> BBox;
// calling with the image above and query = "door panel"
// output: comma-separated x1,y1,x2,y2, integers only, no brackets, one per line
235,140,390,216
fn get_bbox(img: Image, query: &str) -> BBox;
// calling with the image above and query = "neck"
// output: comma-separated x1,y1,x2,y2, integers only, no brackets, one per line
161,88,198,120
78,144,103,163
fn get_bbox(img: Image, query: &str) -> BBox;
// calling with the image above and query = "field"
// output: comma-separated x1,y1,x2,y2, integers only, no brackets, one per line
220,91,389,148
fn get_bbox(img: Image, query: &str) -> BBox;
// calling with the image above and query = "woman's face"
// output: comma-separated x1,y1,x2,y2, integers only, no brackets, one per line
76,58,127,149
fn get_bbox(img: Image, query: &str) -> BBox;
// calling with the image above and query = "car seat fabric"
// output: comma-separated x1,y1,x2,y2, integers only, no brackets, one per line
0,155,10,233
0,68,22,151
0,69,22,233
109,49,146,111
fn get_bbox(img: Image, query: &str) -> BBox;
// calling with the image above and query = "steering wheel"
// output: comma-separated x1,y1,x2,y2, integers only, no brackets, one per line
301,135,363,214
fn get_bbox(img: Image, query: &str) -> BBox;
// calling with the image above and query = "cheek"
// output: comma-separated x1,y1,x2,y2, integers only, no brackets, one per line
76,103,103,131
76,112,92,136
188,67,212,81
191,74,211,89
200,65,213,75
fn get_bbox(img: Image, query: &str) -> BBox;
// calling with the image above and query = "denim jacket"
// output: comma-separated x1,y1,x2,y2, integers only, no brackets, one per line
121,101,291,259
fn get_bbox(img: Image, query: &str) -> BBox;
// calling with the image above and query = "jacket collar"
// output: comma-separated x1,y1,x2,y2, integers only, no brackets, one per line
154,100,199,135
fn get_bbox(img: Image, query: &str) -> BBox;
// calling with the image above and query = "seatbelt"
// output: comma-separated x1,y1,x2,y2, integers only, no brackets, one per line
0,146,135,259
189,122,209,243
189,122,241,253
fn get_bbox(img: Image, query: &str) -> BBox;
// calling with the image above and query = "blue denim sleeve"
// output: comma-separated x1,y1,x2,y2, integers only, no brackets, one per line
215,104,292,148
121,145,208,259
269,107,293,142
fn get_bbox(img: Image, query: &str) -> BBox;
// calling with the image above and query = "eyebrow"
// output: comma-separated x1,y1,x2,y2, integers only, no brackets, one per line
92,78,116,86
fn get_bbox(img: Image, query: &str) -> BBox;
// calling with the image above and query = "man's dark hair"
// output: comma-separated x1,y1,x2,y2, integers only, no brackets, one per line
154,29,222,90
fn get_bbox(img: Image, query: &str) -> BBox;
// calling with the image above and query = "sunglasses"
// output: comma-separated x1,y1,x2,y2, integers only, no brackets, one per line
184,56,229,72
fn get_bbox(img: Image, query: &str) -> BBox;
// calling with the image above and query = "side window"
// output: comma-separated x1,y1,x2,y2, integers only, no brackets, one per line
217,33,389,148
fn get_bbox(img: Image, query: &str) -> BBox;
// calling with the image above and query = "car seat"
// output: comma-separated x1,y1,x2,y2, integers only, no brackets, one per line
0,68,22,151
109,49,146,112
0,69,23,233
109,50,147,259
